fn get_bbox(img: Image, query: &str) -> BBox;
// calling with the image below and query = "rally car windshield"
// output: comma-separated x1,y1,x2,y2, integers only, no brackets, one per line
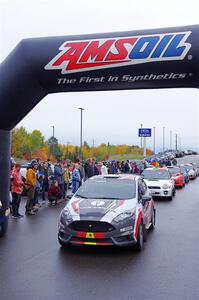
76,179,136,200
168,168,181,174
142,169,170,180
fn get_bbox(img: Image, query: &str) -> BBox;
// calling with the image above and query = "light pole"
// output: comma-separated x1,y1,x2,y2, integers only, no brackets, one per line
163,126,165,152
179,135,181,151
170,130,172,150
51,125,55,157
140,123,143,148
78,107,84,160
153,126,156,154
175,134,178,151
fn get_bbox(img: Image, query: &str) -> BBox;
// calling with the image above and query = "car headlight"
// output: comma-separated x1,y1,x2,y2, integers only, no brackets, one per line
162,184,171,189
61,208,72,221
0,200,2,208
113,210,135,223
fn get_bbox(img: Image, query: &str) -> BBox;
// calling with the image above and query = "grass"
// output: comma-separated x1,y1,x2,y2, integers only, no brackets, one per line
109,153,144,161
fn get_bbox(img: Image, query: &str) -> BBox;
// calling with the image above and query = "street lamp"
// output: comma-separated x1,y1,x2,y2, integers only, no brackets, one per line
153,126,156,154
78,107,85,160
163,126,165,152
140,123,143,148
51,125,55,157
170,130,172,150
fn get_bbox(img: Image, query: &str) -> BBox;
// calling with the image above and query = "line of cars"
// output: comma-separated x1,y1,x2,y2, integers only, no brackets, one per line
58,159,199,251
142,162,199,201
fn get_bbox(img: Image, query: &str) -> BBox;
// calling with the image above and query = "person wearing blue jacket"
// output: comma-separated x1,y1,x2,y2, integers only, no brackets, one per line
72,163,81,194
54,162,65,198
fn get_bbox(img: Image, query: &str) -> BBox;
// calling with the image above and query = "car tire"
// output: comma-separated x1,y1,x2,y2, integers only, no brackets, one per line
168,195,173,201
149,209,156,230
173,188,176,196
58,237,70,248
0,218,8,238
135,222,144,251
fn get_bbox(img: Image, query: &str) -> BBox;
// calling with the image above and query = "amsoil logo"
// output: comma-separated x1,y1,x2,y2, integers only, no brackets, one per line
45,31,191,74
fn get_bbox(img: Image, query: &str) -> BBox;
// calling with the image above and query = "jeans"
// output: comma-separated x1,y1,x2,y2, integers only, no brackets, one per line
72,180,79,194
42,182,49,200
12,192,21,216
64,182,68,198
33,188,39,206
26,187,35,212
59,184,64,199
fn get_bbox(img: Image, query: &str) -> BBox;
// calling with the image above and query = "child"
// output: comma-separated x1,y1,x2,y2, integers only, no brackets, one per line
48,180,61,204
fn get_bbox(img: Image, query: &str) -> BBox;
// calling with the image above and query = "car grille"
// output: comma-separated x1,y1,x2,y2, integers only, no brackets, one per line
69,221,115,232
148,186,161,189
71,237,113,244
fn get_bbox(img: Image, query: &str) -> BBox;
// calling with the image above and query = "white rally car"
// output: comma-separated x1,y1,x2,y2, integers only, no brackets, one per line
142,167,175,200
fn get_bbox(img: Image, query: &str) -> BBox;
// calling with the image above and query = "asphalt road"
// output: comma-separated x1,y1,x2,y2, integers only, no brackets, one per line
0,156,199,300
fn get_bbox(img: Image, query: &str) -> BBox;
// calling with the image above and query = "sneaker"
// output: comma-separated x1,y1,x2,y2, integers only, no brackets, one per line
17,213,24,218
12,215,20,219
41,200,46,205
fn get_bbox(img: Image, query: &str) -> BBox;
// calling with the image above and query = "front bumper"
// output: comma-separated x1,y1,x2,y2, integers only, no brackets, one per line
149,188,172,198
58,220,137,247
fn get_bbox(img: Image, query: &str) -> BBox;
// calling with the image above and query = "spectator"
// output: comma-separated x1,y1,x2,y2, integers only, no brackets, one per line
11,163,23,218
63,164,70,199
25,160,38,215
85,159,94,179
72,163,81,193
54,161,65,199
42,161,51,203
48,180,61,204
101,162,108,175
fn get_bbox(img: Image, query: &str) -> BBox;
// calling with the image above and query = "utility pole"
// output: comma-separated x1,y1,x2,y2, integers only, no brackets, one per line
170,130,172,150
175,134,178,151
51,125,55,157
153,126,156,154
78,107,84,161
163,126,165,152
179,135,181,151
140,123,143,148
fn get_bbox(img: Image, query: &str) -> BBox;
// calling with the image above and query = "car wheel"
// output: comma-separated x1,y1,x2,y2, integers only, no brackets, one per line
168,195,173,201
149,209,156,230
0,218,8,238
135,222,144,251
58,237,70,248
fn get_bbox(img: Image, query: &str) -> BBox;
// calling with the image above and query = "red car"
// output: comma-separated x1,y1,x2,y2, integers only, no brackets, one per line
167,166,185,188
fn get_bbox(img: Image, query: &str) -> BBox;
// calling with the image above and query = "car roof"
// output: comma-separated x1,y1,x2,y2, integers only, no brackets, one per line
91,174,139,181
144,167,169,171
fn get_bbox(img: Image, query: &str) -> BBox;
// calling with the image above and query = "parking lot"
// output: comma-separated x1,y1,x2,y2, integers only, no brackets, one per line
0,155,198,300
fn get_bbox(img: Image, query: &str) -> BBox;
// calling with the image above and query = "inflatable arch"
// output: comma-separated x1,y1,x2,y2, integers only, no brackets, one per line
0,24,198,232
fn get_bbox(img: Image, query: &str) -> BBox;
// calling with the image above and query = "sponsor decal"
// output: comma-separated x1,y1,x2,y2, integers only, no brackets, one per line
45,31,191,74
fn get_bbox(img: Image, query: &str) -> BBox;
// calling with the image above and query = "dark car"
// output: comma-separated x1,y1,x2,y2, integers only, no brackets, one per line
58,174,155,251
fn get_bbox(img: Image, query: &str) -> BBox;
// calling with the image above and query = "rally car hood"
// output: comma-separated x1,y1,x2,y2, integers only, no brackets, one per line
67,196,137,222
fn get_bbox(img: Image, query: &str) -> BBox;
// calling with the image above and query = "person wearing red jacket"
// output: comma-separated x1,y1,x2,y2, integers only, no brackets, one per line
48,180,61,204
11,163,23,218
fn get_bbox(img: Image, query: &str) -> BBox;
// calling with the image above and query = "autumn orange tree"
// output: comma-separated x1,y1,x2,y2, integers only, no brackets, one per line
11,127,153,161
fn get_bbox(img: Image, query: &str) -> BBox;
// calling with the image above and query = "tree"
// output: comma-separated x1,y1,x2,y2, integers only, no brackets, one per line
11,127,30,158
29,130,45,153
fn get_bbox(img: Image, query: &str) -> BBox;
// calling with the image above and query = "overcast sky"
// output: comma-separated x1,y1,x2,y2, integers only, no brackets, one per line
1,0,199,151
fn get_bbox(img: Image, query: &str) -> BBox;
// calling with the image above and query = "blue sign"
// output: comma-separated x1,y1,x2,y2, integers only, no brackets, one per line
139,128,152,137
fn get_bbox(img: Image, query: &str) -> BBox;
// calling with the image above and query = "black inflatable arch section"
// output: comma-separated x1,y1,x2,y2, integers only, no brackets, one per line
0,24,199,212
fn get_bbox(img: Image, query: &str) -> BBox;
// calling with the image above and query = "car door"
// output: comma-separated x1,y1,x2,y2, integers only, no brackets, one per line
138,179,151,227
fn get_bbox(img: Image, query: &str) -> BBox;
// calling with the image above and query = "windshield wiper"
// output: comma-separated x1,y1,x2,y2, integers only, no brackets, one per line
76,195,88,199
91,197,122,200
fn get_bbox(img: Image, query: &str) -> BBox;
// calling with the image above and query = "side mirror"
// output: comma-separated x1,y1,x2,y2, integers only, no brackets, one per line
142,195,151,205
